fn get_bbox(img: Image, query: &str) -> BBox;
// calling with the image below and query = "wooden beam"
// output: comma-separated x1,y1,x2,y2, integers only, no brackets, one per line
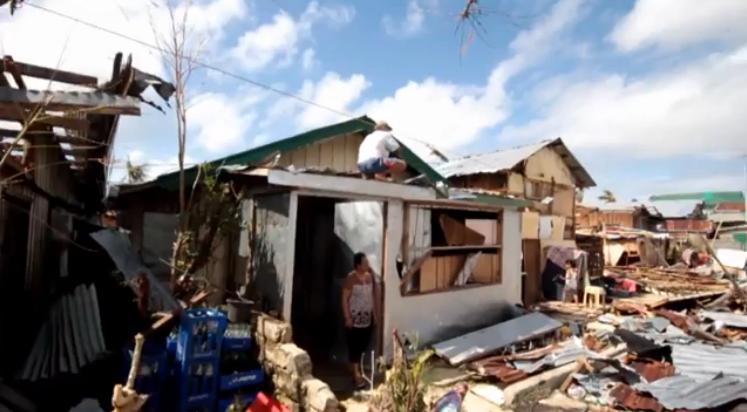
3,57,26,89
265,169,436,201
1,58,97,86
0,87,141,115
0,106,89,131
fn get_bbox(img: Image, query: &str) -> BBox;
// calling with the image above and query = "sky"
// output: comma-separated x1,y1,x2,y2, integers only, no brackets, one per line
2,0,747,215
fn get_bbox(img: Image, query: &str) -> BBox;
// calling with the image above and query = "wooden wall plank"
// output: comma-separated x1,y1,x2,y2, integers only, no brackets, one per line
290,148,306,167
319,140,334,169
332,137,346,171
305,141,321,167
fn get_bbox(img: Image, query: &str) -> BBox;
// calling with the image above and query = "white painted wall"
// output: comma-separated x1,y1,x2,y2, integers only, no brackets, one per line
382,201,523,358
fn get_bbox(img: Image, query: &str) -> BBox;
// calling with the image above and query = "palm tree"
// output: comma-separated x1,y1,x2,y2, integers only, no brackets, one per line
598,189,616,204
125,159,146,184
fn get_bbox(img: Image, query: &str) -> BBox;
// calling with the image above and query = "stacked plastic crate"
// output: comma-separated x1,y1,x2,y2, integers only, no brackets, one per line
217,323,265,411
175,308,228,412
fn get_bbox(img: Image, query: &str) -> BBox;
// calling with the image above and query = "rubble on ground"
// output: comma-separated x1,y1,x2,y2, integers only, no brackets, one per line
412,264,747,412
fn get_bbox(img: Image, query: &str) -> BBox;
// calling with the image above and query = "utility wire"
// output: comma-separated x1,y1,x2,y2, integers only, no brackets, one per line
23,1,455,161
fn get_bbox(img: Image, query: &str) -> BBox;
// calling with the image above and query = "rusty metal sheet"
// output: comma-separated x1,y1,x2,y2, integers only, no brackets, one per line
610,383,663,412
630,360,675,383
474,361,527,383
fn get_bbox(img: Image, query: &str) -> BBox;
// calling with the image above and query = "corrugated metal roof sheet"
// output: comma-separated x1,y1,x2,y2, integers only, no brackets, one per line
635,374,747,409
20,284,105,381
436,141,549,178
670,341,747,382
434,138,595,188
512,338,589,374
432,312,562,365
700,310,747,328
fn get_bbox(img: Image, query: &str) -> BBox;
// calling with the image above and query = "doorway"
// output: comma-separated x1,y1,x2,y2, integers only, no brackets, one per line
290,195,384,394
0,194,31,376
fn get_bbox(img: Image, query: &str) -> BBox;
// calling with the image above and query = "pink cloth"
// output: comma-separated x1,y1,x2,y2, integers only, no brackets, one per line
618,278,637,292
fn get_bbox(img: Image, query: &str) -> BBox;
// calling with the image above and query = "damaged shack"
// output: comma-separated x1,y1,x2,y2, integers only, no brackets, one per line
0,54,175,410
434,138,596,306
111,116,528,369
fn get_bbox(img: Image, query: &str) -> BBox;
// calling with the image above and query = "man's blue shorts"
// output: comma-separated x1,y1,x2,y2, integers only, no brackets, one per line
358,157,391,174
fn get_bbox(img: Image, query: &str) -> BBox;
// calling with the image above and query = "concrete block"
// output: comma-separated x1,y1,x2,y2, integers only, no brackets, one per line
302,378,339,412
257,315,293,345
266,344,313,378
276,394,301,412
272,370,302,401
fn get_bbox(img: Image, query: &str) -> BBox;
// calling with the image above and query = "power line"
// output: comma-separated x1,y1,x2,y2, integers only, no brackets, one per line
22,1,455,161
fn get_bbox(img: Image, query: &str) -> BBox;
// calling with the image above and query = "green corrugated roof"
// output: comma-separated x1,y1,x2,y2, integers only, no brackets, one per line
650,191,745,205
152,115,445,191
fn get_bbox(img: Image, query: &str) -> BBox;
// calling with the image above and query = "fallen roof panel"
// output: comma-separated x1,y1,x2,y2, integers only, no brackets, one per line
432,312,562,365
635,374,747,410
670,341,747,382
700,310,747,328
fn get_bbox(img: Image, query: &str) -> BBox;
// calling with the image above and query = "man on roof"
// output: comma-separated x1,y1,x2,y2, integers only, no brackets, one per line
357,121,407,179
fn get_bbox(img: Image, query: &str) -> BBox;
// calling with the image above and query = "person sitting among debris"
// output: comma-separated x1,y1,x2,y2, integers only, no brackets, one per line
341,252,380,389
357,121,407,179
563,259,579,303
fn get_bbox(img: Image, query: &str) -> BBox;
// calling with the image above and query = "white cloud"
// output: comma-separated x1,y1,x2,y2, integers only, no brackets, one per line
127,149,146,163
301,48,317,71
230,1,354,71
297,72,370,128
0,0,246,85
361,78,507,153
358,0,586,152
499,44,747,157
610,0,747,52
189,92,257,153
383,0,426,38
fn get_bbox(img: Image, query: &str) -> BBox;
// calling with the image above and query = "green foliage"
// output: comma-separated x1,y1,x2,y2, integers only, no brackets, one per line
125,160,146,183
598,189,617,204
384,348,433,412
172,163,241,276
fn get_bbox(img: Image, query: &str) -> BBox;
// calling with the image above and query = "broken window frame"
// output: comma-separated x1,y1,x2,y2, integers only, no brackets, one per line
400,200,503,296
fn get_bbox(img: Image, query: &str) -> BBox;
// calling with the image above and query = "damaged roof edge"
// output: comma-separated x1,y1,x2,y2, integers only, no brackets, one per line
435,137,596,188
145,116,446,192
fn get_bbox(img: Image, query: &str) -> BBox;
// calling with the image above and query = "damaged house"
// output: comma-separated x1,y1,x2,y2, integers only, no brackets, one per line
111,116,528,373
0,54,174,409
434,138,596,305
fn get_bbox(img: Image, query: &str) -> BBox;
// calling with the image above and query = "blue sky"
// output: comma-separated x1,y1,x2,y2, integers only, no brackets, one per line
2,0,747,214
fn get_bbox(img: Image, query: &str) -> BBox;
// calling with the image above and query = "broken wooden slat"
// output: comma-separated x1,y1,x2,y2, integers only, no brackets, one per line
399,249,432,293
1,58,98,86
0,88,141,115
439,214,486,246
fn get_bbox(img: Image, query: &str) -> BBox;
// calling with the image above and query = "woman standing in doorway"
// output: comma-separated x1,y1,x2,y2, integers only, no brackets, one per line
342,252,379,389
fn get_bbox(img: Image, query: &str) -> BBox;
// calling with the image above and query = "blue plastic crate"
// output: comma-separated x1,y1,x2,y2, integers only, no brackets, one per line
177,308,228,362
219,369,264,392
217,392,257,412
223,323,252,351
174,308,227,412
222,335,252,352
176,359,219,412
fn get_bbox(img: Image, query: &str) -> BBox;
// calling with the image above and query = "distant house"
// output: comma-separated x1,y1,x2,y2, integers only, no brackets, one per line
576,204,664,232
112,116,528,362
435,138,595,304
